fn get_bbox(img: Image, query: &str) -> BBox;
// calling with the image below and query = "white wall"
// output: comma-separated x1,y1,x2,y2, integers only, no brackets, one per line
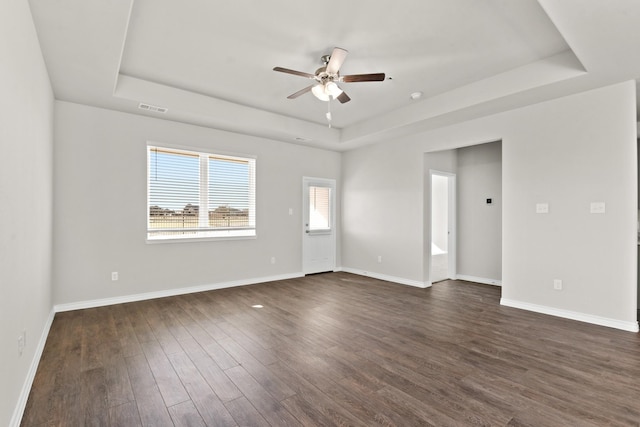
53,102,341,306
0,1,54,426
457,141,502,282
342,81,637,330
341,142,425,285
502,83,636,327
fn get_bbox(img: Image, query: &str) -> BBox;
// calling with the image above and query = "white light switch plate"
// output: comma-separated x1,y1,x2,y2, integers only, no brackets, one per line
590,202,605,214
536,203,549,214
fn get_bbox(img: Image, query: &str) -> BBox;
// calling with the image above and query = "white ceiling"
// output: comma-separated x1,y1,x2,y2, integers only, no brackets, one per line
28,0,640,151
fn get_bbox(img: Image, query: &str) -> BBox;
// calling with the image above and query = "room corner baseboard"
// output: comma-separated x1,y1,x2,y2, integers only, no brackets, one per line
456,275,502,286
500,298,639,333
54,272,305,313
340,267,430,288
10,308,55,427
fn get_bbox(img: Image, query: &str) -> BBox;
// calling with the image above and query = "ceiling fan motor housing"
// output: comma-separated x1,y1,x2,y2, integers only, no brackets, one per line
315,66,338,84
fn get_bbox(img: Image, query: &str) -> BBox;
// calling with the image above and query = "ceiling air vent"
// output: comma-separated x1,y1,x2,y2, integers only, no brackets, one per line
138,103,168,114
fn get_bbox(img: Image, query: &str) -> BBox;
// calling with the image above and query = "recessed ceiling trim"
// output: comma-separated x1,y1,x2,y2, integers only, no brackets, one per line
116,74,341,146
341,50,587,145
112,0,135,94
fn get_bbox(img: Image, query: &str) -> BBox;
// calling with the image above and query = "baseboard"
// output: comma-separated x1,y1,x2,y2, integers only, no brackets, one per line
500,298,639,333
340,267,430,288
54,272,304,312
456,275,502,287
10,308,55,427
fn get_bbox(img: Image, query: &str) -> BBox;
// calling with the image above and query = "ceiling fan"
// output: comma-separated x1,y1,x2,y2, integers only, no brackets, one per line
273,47,385,104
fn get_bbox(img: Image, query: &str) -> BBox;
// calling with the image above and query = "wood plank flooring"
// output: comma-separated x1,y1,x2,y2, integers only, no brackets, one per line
21,272,640,426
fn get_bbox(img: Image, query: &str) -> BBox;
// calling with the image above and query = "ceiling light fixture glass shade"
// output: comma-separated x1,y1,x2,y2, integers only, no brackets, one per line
326,82,343,98
312,82,343,101
311,84,330,101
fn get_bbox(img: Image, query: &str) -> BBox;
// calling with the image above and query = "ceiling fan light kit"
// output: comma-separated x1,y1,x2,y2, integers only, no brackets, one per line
311,85,329,101
273,47,385,125
311,81,343,101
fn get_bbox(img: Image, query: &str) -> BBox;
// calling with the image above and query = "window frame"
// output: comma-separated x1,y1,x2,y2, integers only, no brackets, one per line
146,143,257,243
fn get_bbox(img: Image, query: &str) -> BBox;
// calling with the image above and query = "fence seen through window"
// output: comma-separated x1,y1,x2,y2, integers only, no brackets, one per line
147,146,256,240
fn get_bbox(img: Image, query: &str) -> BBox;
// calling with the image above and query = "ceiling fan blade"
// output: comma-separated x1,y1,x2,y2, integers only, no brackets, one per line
326,47,348,75
287,85,314,99
341,73,386,83
273,67,315,79
337,91,351,104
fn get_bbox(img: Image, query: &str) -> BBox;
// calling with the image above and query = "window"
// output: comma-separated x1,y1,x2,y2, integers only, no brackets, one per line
308,185,331,231
147,145,256,241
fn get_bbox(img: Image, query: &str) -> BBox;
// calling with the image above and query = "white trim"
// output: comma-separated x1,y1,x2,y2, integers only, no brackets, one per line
10,308,56,427
340,267,430,289
146,140,258,162
500,298,639,333
54,273,304,312
146,232,257,244
456,275,502,287
111,0,134,94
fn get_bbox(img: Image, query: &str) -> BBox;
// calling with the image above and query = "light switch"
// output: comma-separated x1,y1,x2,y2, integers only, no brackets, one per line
536,203,549,214
590,202,605,214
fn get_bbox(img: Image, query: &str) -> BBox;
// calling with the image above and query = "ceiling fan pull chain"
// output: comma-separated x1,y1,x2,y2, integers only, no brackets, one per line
326,99,332,128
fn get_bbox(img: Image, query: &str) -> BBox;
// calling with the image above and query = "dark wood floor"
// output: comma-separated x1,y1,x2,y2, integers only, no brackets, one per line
21,272,640,426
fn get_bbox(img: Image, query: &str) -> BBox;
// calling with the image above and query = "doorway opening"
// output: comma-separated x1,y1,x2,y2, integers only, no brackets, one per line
430,171,456,283
424,141,502,288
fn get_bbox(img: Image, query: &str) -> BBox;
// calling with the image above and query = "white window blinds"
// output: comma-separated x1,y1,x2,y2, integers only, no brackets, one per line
148,146,256,240
308,185,331,231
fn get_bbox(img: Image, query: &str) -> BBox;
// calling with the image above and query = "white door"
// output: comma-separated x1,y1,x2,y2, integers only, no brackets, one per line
430,171,456,284
302,177,336,274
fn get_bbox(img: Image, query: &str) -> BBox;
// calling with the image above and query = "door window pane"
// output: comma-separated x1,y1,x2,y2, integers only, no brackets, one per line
309,186,331,231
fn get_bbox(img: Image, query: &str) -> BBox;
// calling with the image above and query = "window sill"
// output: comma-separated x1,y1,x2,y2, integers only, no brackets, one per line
146,229,256,244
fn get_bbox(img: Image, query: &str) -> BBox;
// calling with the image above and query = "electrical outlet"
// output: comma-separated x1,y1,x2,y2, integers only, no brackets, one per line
270,257,276,264
553,279,562,290
377,255,382,263
111,271,118,281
